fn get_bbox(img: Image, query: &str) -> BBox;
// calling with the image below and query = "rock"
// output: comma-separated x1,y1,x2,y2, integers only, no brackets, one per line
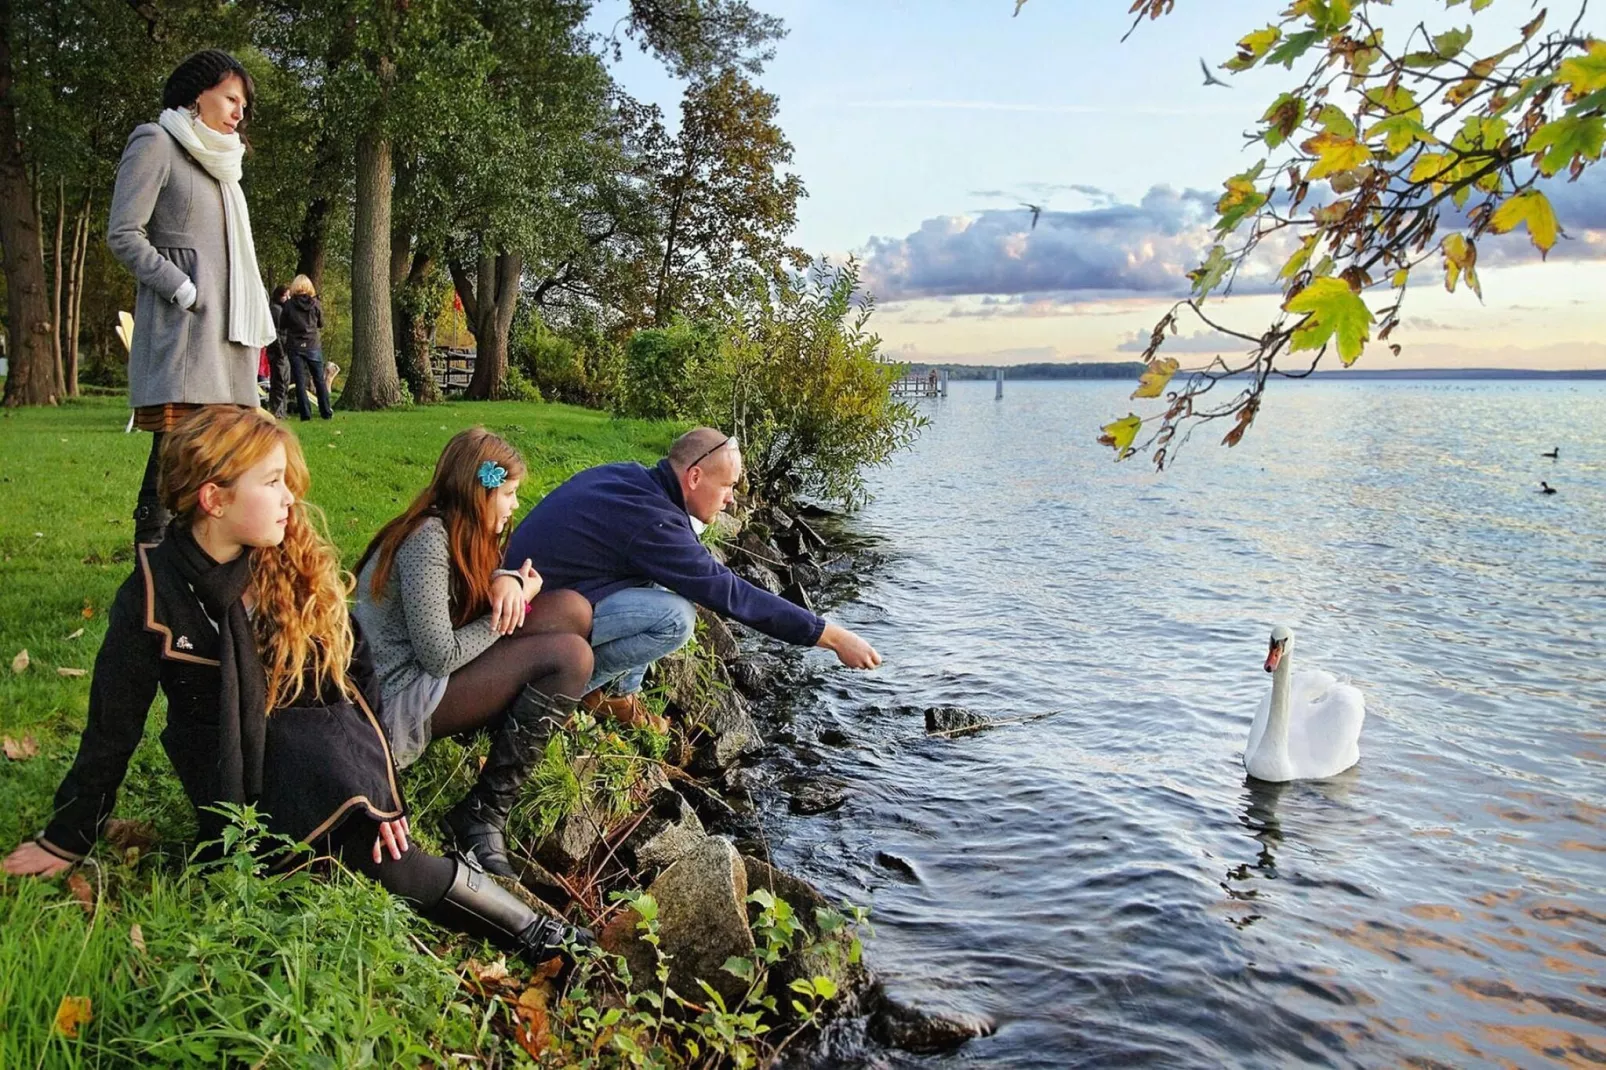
923,706,990,734
786,777,849,815
788,559,824,590
696,606,740,661
534,808,606,872
685,687,763,774
515,856,573,907
727,654,781,698
779,581,813,612
873,851,919,882
618,787,706,874
601,837,755,1006
816,726,851,747
742,855,872,1015
674,777,743,829
738,562,784,596
869,994,994,1054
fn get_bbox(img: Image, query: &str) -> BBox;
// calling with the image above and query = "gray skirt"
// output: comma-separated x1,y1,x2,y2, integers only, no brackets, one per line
379,671,450,769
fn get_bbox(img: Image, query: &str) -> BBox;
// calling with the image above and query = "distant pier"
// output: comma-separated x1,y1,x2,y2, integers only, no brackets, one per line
891,368,949,399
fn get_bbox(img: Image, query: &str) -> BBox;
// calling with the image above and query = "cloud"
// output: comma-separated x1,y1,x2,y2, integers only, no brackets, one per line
1116,328,1247,353
861,186,1223,302
862,167,1606,306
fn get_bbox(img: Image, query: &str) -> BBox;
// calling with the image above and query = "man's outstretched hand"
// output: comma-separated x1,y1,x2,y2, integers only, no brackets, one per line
818,622,882,669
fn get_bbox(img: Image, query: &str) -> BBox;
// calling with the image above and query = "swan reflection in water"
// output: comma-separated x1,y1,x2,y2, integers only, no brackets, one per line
1222,774,1361,928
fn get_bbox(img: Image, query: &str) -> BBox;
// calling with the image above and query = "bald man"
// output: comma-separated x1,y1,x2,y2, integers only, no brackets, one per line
503,428,880,728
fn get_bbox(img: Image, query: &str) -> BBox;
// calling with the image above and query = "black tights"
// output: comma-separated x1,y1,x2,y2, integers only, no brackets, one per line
430,589,594,737
139,432,164,500
327,817,455,909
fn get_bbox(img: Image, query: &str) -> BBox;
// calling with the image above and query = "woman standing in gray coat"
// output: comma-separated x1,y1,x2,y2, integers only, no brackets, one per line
108,49,277,545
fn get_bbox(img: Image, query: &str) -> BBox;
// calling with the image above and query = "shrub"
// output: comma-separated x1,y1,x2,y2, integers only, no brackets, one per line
616,318,727,422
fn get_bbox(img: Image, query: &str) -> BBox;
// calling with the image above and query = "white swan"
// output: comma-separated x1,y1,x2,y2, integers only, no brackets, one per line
1244,625,1366,782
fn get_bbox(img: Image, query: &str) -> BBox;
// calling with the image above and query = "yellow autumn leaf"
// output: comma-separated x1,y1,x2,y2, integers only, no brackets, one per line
1391,268,1410,288
1281,234,1320,280
1132,358,1181,399
1557,39,1606,97
54,995,92,1039
1302,132,1373,180
1441,233,1482,298
1097,414,1143,456
1489,189,1560,257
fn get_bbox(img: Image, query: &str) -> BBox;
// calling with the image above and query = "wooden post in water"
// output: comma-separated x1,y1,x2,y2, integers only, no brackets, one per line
994,367,1004,400
940,368,949,398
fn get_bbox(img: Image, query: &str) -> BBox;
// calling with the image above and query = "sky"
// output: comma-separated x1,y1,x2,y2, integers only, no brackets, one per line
593,0,1606,369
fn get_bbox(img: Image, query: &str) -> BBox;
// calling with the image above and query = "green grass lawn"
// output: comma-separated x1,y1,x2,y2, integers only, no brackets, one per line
0,394,680,1066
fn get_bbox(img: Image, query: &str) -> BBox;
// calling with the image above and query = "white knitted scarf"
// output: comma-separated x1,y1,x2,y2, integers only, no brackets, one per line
157,108,275,348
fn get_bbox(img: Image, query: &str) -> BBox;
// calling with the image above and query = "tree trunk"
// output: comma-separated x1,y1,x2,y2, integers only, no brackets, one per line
294,195,329,291
62,194,89,397
451,251,522,401
653,183,686,327
342,128,403,410
393,247,441,405
50,177,65,396
0,3,56,407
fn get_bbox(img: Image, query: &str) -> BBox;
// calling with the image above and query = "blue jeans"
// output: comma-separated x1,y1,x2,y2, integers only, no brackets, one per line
291,346,332,420
586,585,697,695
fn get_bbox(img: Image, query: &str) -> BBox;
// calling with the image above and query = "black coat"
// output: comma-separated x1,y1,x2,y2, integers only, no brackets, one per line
38,539,404,862
279,294,323,352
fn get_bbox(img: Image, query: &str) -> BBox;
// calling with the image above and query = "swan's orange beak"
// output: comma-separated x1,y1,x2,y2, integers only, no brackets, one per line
1264,641,1284,673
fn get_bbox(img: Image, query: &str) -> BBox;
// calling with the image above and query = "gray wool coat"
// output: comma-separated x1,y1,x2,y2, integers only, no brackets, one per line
107,123,258,409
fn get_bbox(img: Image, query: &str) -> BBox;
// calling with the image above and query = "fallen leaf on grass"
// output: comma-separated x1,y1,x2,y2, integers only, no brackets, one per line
67,872,95,917
54,995,92,1038
81,599,95,619
3,734,39,760
105,818,158,854
65,628,85,641
57,667,88,678
11,649,29,674
513,985,552,1058
130,924,146,954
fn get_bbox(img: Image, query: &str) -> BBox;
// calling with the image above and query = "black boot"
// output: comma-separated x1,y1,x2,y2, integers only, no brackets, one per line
442,685,570,877
423,855,594,962
132,494,171,548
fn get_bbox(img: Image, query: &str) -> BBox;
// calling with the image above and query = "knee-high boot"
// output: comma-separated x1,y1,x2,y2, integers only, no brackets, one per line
442,685,571,877
423,856,594,962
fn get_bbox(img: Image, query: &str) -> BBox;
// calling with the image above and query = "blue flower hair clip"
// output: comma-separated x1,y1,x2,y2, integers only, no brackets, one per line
477,460,508,489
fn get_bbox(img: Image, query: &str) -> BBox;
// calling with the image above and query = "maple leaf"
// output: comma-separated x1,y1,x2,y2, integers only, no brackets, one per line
1283,276,1374,365
1525,115,1606,176
1098,414,1143,456
1302,132,1372,180
1488,189,1560,257
1132,358,1181,399
1556,40,1606,99
54,996,92,1039
1189,244,1233,297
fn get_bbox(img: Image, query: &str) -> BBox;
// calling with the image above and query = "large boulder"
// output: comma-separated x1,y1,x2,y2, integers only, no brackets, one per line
696,606,740,661
684,686,763,774
617,787,707,875
601,836,755,1006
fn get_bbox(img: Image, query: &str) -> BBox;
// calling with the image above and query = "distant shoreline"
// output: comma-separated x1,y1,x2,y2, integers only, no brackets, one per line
925,362,1606,382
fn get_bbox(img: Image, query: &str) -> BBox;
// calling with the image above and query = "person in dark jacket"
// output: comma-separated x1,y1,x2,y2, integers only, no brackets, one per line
281,274,331,420
108,49,278,546
2,408,590,963
264,284,291,418
503,427,882,727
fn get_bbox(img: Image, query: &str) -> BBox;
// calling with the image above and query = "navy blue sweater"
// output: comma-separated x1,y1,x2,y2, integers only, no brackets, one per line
506,459,825,647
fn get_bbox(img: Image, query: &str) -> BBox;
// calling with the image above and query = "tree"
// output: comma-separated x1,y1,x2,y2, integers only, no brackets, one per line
1047,1,1606,467
648,70,807,326
0,0,57,407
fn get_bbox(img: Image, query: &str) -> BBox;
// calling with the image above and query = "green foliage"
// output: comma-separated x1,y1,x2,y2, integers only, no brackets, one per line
718,259,926,508
618,318,727,421
512,315,626,408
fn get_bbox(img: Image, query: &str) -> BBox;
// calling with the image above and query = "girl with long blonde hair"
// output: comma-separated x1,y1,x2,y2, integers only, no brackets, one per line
3,409,590,962
354,427,593,877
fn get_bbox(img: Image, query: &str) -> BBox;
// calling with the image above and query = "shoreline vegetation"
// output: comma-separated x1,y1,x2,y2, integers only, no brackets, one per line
923,362,1606,381
0,396,969,1066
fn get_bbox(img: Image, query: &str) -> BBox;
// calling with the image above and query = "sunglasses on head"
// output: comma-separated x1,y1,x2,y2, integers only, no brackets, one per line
688,435,738,469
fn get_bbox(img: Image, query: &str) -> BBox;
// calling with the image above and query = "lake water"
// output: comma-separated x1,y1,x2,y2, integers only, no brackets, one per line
758,379,1606,1068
